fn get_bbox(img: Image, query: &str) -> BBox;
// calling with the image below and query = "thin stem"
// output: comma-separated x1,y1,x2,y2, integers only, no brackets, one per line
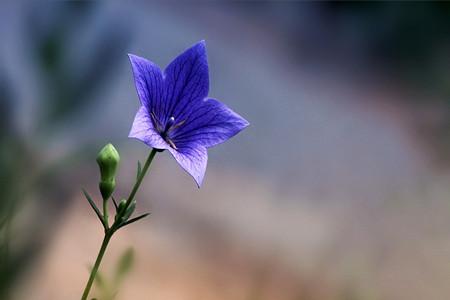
81,232,112,300
80,149,158,300
103,198,109,228
123,148,157,212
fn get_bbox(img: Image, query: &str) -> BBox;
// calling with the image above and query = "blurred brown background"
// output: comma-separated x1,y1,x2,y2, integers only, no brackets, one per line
1,1,450,300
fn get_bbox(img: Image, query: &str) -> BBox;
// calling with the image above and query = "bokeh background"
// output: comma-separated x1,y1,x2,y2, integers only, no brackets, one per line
1,1,450,300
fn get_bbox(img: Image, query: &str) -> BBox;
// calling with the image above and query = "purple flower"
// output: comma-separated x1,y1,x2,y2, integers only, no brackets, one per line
128,41,249,186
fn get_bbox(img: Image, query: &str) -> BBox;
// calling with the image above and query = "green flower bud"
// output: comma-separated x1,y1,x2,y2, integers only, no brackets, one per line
97,143,120,200
99,180,116,201
122,201,136,221
114,200,136,223
115,199,127,222
117,199,127,214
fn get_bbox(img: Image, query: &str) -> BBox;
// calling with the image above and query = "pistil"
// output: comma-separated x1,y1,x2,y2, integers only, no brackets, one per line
151,112,185,150
162,116,178,149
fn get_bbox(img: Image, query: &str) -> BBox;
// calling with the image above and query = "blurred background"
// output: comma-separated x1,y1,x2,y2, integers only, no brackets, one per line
1,1,450,299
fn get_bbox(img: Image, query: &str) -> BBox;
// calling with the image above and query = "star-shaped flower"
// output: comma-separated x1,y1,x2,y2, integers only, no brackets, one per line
128,41,249,187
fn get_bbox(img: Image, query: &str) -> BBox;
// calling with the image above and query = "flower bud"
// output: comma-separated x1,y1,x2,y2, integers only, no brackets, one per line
115,199,127,222
122,201,136,221
96,143,120,200
99,180,116,201
117,199,127,214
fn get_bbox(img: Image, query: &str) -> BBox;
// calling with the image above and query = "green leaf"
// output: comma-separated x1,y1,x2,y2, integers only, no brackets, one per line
136,160,142,180
118,212,150,229
115,247,134,281
82,189,107,229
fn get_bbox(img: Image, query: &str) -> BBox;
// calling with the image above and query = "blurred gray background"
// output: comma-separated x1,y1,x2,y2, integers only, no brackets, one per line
1,1,450,300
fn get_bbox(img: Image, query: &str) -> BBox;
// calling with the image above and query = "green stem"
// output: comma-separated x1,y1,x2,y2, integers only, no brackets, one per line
81,232,112,300
103,198,109,228
80,148,158,300
123,148,157,212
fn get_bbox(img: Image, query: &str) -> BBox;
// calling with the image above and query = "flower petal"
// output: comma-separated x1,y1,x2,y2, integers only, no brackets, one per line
168,145,207,187
129,106,169,150
162,41,209,124
170,98,249,148
128,54,164,115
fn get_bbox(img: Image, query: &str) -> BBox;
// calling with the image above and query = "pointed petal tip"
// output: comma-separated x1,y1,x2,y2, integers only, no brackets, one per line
232,109,250,131
127,53,151,64
186,162,206,188
127,132,145,144
127,53,138,60
168,146,207,188
194,174,204,188
241,117,250,128
190,40,207,53
175,40,207,57
128,53,148,65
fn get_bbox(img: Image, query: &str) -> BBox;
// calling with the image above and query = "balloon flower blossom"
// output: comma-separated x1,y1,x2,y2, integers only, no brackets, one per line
128,40,249,186
80,41,249,300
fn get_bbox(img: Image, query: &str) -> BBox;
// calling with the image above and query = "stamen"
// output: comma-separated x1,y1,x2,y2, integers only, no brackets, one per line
150,111,163,132
170,119,186,131
159,116,185,150
160,116,178,149
164,116,176,133
167,139,178,150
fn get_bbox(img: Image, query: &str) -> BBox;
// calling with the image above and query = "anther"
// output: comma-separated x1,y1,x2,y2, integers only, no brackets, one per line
164,117,176,133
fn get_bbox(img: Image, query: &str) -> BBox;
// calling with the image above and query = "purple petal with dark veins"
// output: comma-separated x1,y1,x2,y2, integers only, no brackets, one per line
162,40,209,125
128,41,249,187
128,54,164,114
170,98,249,148
129,106,170,150
168,145,208,187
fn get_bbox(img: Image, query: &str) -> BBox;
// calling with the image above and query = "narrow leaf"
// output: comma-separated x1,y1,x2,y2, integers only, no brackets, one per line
136,160,142,180
118,212,150,229
115,247,134,281
82,189,107,229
